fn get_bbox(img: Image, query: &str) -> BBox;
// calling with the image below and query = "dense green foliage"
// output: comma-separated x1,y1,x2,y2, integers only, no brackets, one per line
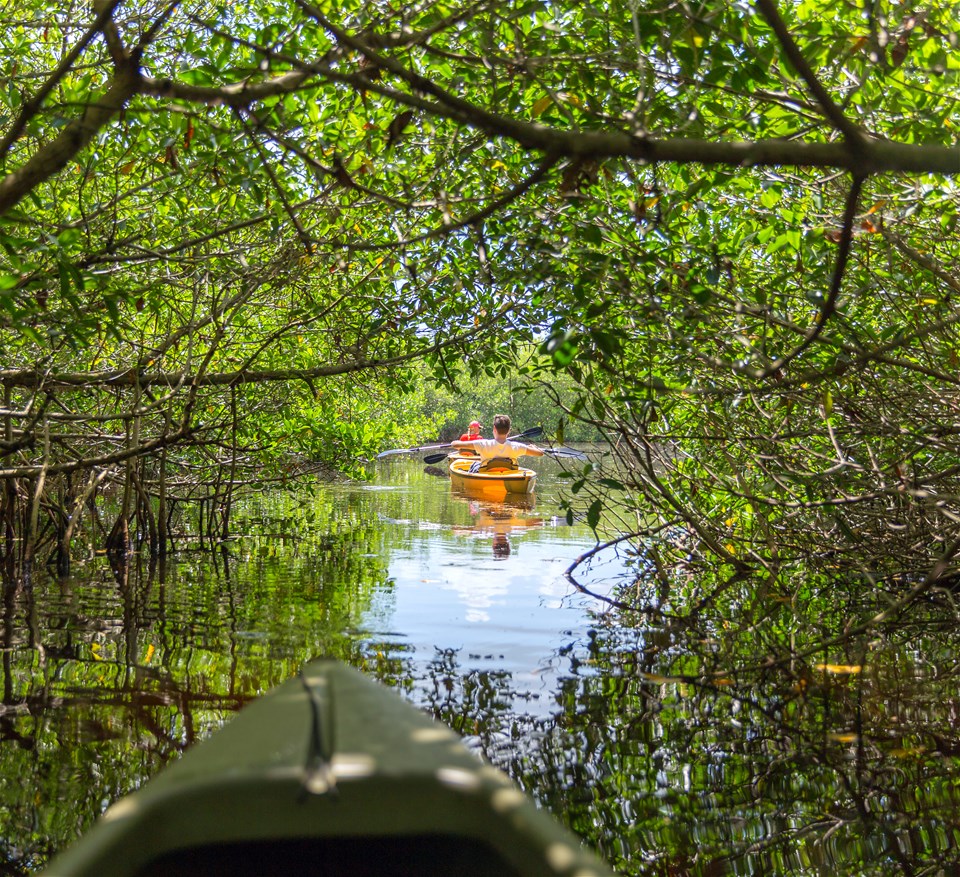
388,353,599,443
0,2,957,586
2,6,959,875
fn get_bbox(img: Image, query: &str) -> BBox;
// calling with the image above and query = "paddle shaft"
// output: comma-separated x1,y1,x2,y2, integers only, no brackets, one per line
421,426,544,464
425,445,586,465
380,425,543,461
376,441,457,459
542,446,589,461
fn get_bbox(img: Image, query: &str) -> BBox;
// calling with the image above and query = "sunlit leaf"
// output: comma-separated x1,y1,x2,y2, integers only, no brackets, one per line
827,733,860,743
532,95,553,116
815,664,862,674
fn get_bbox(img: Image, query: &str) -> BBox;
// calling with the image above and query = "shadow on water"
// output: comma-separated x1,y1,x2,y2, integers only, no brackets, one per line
2,454,960,875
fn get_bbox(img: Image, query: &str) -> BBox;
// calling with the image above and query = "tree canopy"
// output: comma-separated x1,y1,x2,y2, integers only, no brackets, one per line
0,0,958,580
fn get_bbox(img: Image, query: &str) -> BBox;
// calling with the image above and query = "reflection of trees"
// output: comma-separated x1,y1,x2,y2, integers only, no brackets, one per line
417,647,518,737
8,473,960,876
529,588,960,876
0,488,391,875
368,573,960,877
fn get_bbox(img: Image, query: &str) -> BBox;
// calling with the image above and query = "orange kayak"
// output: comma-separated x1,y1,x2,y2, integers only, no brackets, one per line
449,457,537,499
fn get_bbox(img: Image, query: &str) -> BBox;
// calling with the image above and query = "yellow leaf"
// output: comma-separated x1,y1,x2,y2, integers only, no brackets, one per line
532,95,553,117
815,663,862,674
864,200,887,216
922,298,938,305
828,733,859,743
145,643,155,664
890,746,926,758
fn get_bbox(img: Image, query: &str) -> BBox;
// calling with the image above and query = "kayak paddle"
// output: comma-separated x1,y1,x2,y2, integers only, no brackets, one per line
420,426,544,465
376,440,467,460
542,446,589,461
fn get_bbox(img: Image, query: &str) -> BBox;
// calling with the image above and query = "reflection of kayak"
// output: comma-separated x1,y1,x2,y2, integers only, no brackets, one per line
450,496,544,557
449,457,537,499
41,661,613,877
472,509,544,535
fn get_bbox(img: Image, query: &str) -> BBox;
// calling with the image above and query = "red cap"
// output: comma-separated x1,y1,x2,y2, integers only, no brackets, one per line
469,421,481,429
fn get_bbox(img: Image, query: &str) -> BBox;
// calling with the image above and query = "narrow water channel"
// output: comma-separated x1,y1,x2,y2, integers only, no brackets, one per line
2,455,960,876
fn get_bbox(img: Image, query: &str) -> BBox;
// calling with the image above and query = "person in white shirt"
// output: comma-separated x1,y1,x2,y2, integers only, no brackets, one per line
451,414,544,471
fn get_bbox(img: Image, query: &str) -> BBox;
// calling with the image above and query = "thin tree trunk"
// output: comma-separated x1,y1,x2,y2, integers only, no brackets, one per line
222,386,238,541
60,468,110,574
132,466,158,556
109,376,141,555
1,382,14,572
23,419,49,573
157,445,167,557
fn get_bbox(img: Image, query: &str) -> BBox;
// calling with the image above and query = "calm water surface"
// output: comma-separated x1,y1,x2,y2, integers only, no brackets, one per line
2,456,960,876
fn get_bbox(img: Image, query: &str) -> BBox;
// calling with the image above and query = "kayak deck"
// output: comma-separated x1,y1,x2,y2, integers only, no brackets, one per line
42,660,612,877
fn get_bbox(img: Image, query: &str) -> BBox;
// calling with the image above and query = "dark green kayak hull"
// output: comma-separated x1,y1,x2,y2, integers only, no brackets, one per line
41,660,614,877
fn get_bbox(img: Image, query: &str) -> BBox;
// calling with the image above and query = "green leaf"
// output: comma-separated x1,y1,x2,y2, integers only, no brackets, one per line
586,499,601,531
599,478,625,490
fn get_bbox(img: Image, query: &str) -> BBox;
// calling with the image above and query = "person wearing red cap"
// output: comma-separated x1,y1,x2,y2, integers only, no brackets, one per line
452,414,543,472
459,420,483,442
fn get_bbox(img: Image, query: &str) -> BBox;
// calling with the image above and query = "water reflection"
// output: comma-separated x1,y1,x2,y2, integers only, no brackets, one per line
4,457,960,877
0,461,618,875
451,495,544,559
